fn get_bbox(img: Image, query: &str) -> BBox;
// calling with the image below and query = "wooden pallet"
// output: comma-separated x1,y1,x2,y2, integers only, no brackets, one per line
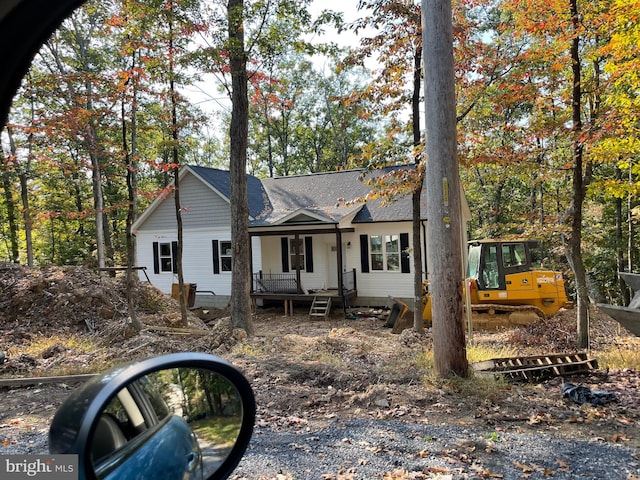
472,352,598,381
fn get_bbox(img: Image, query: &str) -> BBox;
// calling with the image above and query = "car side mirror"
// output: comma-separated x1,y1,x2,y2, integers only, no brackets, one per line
49,352,255,480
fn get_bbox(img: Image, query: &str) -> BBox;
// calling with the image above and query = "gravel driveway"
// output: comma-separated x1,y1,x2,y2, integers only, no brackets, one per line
2,401,639,479
231,419,639,479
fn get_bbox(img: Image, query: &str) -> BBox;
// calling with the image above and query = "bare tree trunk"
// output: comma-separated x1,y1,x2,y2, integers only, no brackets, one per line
411,34,424,333
615,167,630,305
1,138,19,262
168,5,188,327
0,170,19,261
567,0,589,349
228,0,254,335
423,0,468,377
19,172,33,266
628,164,634,275
7,126,33,266
122,52,141,332
85,120,106,270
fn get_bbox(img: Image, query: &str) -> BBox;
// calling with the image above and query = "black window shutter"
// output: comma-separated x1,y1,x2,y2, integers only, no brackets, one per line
171,241,178,274
212,240,220,274
281,237,289,272
304,237,314,272
400,233,410,273
153,242,160,274
360,234,369,273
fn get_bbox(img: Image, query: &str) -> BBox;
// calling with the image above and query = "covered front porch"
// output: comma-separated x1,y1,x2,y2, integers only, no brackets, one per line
250,269,357,316
250,224,357,315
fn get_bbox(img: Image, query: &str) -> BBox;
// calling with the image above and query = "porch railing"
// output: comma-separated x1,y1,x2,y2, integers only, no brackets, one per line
252,269,357,295
252,272,298,294
343,268,356,292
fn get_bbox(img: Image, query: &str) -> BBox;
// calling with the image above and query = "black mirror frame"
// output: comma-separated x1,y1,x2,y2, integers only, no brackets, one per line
49,352,255,480
0,0,87,125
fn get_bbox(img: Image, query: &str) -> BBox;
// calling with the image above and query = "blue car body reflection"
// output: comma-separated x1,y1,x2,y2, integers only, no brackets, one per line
97,414,202,480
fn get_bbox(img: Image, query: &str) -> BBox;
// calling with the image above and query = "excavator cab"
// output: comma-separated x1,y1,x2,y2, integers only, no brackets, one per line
469,240,538,291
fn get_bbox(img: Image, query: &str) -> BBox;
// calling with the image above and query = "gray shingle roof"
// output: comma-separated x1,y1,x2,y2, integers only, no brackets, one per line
188,164,425,226
259,166,425,224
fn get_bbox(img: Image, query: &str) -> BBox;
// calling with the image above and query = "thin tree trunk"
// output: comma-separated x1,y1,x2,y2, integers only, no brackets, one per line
629,163,634,275
71,156,85,236
567,0,589,349
7,126,33,266
411,35,424,333
615,167,630,305
19,172,33,266
423,0,468,378
80,42,106,270
122,52,141,332
228,0,254,335
168,5,188,327
84,108,106,270
0,147,19,262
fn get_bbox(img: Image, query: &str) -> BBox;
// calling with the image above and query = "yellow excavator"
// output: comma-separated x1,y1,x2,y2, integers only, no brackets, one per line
421,239,573,330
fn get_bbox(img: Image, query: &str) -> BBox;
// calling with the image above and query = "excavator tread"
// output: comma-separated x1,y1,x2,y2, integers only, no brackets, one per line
470,303,546,318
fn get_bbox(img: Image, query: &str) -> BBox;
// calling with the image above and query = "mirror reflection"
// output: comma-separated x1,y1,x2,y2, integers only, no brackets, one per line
91,368,243,480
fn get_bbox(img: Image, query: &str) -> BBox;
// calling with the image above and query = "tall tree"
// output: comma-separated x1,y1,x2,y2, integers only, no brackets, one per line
566,0,590,347
498,0,613,347
228,0,253,334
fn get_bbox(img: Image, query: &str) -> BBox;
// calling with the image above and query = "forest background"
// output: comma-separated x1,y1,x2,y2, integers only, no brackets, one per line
1,0,639,313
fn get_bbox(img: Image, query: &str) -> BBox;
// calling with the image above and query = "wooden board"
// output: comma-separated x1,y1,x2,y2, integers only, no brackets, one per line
0,373,95,387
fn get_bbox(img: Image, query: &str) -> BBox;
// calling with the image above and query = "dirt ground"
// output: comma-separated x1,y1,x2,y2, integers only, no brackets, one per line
1,263,639,459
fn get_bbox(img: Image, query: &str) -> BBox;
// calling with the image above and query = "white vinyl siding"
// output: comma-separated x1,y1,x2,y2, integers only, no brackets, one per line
136,230,261,296
347,223,415,299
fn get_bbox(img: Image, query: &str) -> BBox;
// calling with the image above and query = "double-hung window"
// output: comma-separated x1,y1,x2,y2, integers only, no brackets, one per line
280,237,314,273
220,241,232,272
290,238,305,271
360,233,410,273
159,243,173,272
369,235,400,271
153,241,177,274
212,240,232,274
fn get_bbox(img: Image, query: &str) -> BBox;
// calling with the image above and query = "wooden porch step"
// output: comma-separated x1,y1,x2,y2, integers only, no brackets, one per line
310,296,332,318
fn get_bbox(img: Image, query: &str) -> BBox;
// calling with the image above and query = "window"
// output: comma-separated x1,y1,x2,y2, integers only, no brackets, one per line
369,234,400,271
370,235,383,270
159,243,173,272
385,235,400,271
290,238,305,271
153,241,177,274
281,237,313,272
220,241,232,272
213,240,232,274
481,244,499,288
502,243,526,268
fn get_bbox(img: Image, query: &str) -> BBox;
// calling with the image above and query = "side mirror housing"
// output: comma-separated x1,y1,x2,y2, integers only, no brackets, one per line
49,352,255,480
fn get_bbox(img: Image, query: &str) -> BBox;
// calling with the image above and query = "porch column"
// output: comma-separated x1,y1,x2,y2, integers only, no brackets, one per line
294,233,303,293
336,229,344,296
248,233,254,292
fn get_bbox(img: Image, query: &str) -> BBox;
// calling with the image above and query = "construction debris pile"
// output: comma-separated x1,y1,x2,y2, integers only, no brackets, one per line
0,263,235,376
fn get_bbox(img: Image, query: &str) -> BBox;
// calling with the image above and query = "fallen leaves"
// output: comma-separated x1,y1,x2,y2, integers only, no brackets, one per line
513,459,573,478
